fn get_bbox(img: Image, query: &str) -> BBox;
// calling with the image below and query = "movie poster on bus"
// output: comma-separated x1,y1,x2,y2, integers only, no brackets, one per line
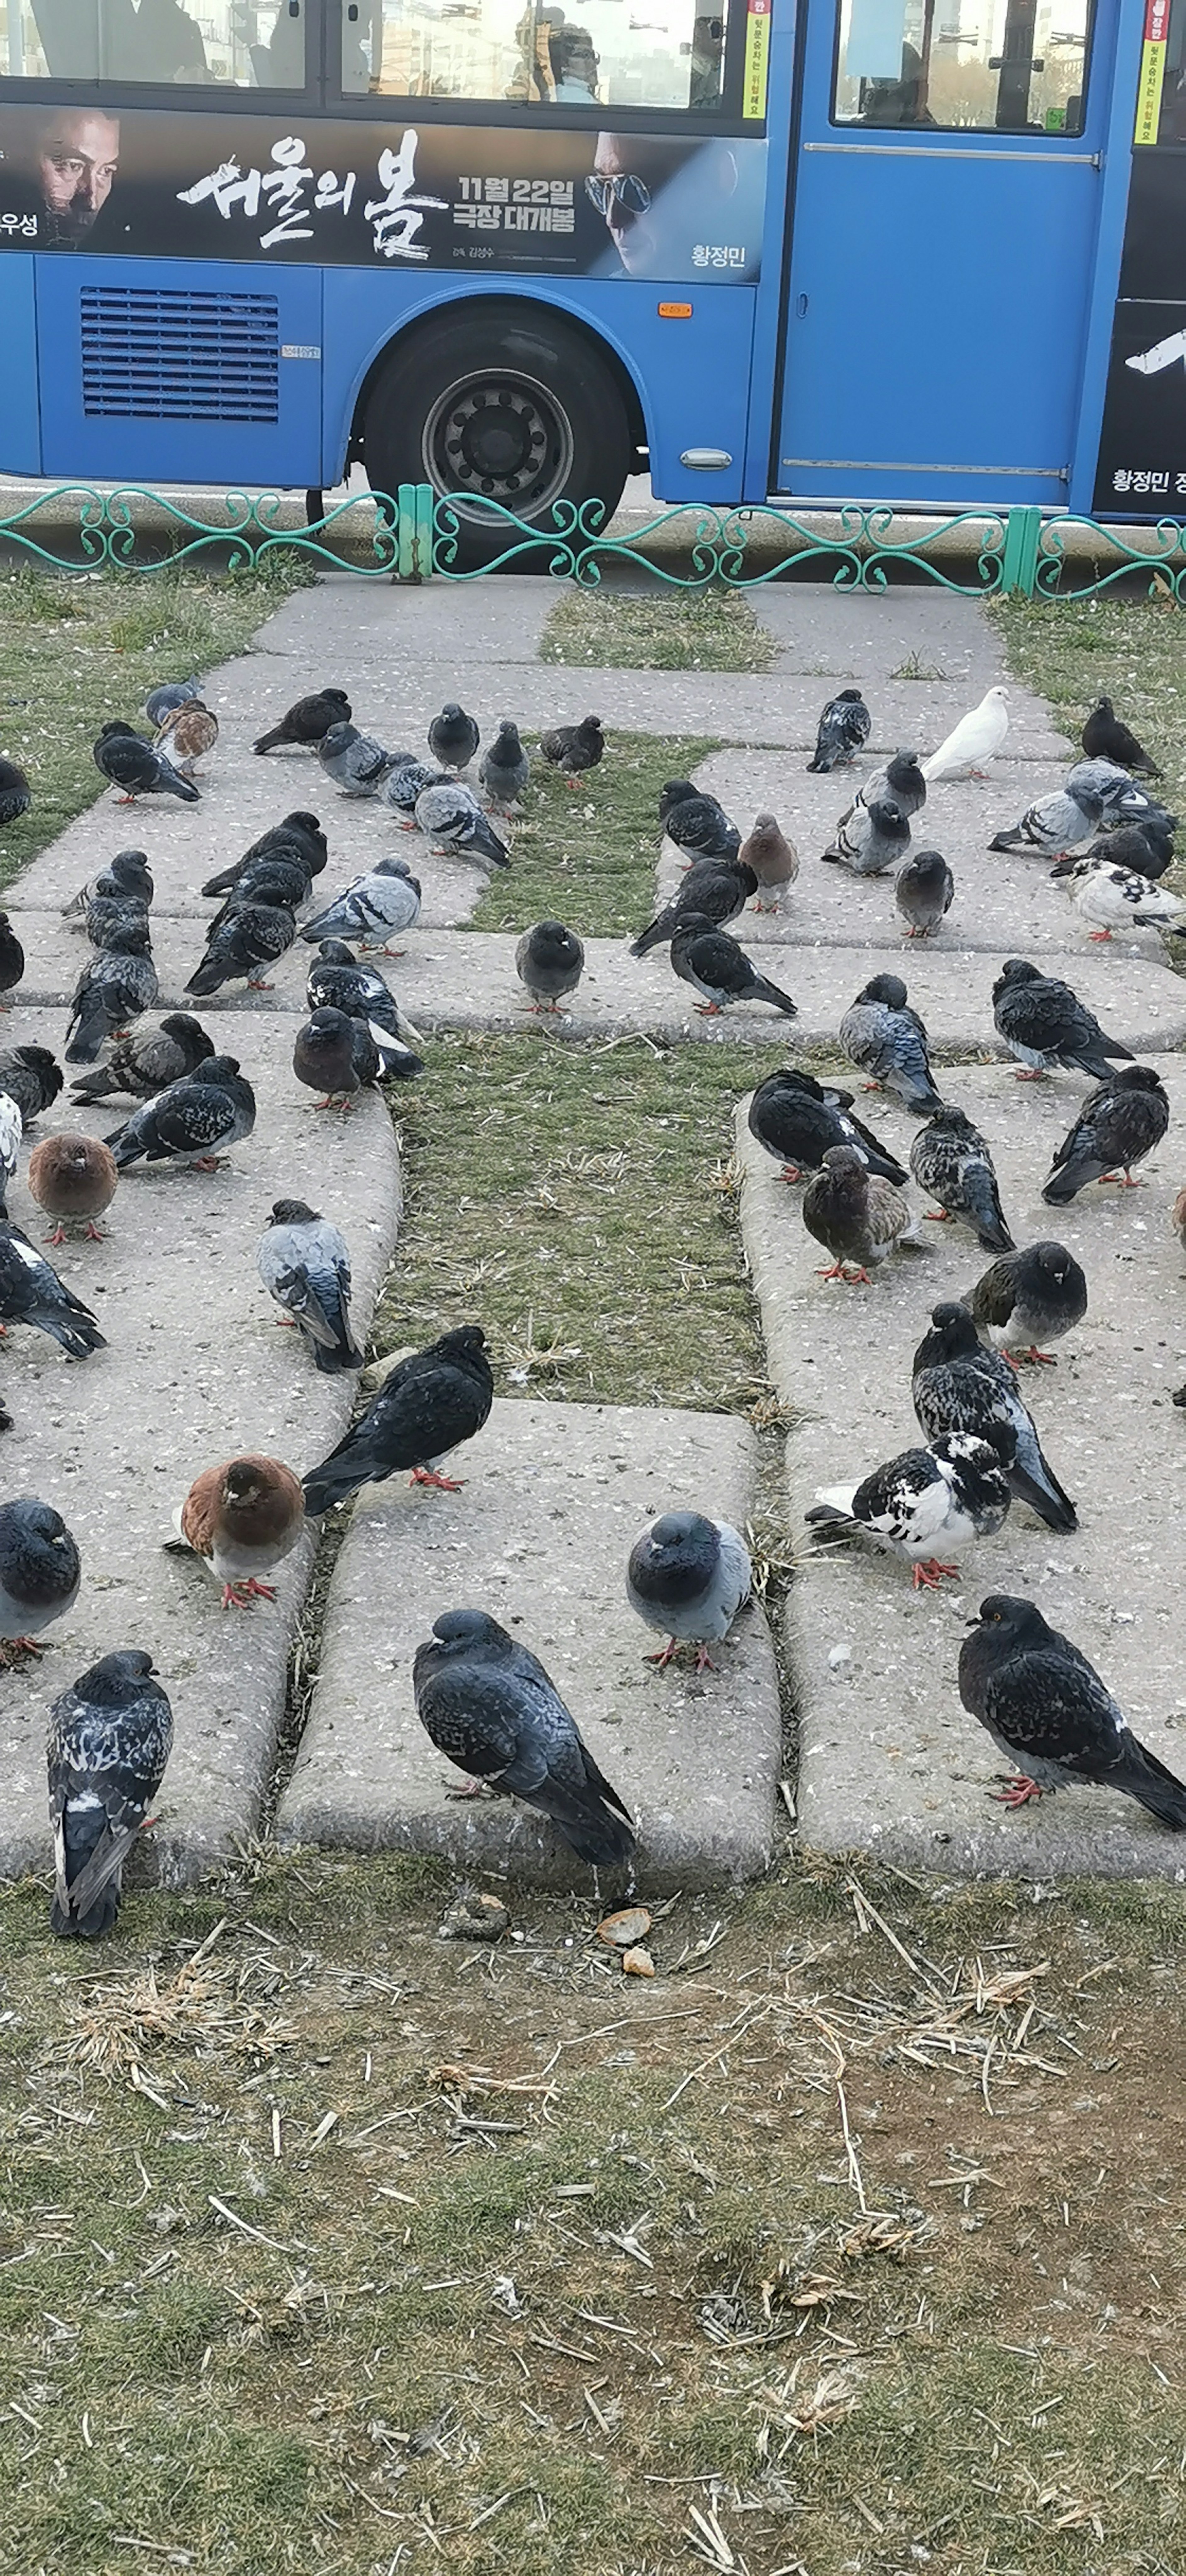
1093,144,1186,513
0,105,764,284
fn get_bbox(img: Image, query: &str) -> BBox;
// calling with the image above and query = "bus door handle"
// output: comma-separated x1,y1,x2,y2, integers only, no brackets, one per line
796,294,808,318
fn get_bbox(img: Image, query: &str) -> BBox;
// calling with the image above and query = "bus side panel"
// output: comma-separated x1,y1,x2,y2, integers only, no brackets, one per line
320,276,757,506
33,258,324,486
0,256,42,475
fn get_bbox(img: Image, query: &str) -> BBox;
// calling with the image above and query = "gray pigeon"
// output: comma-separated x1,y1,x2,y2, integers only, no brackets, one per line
144,677,201,726
670,915,797,1017
631,858,758,958
301,859,422,952
105,1055,256,1171
258,1198,362,1373
64,928,159,1064
821,796,911,877
83,877,151,952
837,750,926,825
412,1608,635,1872
1041,1066,1169,1201
912,1300,1076,1532
415,782,510,870
0,1044,63,1124
48,1649,174,1937
626,1512,752,1669
63,849,153,927
992,958,1134,1081
184,902,295,997
839,974,943,1113
895,848,954,939
380,757,449,824
69,1014,215,1105
802,1143,919,1283
959,1595,1186,1823
542,715,605,780
806,689,870,773
516,921,585,1012
479,721,530,809
92,721,199,804
747,1068,907,1185
317,721,396,797
0,1221,106,1358
908,1106,1014,1252
989,784,1103,857
967,1241,1087,1366
428,703,480,771
807,1435,1010,1588
0,1497,81,1656
292,1007,381,1109
305,943,424,1077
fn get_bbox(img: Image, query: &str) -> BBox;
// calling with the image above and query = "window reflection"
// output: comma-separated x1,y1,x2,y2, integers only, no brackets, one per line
3,0,303,85
344,0,729,111
832,0,1090,134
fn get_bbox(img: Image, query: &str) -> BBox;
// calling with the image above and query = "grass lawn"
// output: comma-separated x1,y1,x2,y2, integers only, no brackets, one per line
539,586,779,674
467,732,725,940
991,593,1185,862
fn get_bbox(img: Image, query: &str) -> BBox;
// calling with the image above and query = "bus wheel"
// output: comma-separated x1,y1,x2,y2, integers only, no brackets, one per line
361,303,633,571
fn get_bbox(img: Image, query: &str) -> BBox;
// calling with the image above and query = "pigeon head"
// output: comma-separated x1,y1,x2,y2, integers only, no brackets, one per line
373,858,417,882
925,1105,978,1138
968,1593,1049,1644
820,1143,869,1186
1093,697,1114,719
76,1647,158,1696
317,940,356,965
110,851,152,890
1029,1240,1080,1288
435,1324,489,1366
496,720,521,746
926,1299,981,1357
885,754,922,791
269,1198,319,1227
303,1008,354,1053
857,974,908,1008
751,812,781,835
660,781,698,815
99,720,139,741
426,1607,509,1656
578,715,603,736
201,1055,243,1085
1,1497,74,1550
1109,1065,1166,1096
869,798,907,831
772,1068,823,1097
221,1460,274,1509
12,1045,63,1102
629,1512,719,1605
160,1014,215,1064
323,692,350,710
283,811,325,836
439,701,464,720
836,689,863,704
321,721,357,754
533,921,582,960
997,958,1041,990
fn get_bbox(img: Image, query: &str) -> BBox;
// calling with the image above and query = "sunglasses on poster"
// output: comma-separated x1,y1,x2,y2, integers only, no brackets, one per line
584,172,652,217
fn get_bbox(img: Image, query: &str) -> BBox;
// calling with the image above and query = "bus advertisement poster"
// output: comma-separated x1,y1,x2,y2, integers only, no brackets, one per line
0,106,764,284
1092,143,1186,512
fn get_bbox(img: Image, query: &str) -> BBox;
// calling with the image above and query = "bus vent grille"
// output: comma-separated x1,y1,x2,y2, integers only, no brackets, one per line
80,288,280,422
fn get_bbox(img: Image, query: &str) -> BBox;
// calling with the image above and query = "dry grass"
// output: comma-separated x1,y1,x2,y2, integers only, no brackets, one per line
539,587,778,674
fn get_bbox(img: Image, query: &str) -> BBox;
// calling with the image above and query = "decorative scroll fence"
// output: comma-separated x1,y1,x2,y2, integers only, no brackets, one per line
1,483,1184,597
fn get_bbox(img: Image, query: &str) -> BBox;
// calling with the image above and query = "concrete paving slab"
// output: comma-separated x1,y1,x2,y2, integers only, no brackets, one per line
747,584,1021,688
278,1398,781,1892
0,1006,402,1892
734,1060,1186,1879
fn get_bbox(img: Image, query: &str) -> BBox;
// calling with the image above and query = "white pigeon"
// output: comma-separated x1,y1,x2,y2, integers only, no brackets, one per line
0,1089,21,1207
1060,858,1186,942
922,686,1010,783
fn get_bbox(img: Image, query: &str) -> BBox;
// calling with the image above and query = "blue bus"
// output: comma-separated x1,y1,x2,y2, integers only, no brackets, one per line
0,0,1181,559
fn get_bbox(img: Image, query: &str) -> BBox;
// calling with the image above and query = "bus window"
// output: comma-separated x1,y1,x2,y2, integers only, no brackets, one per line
831,0,1091,136
1156,0,1186,139
341,0,729,111
9,0,304,87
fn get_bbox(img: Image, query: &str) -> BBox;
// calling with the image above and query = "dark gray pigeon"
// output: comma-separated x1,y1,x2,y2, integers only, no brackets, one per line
839,974,943,1113
0,756,29,827
820,795,911,877
837,750,926,826
317,721,396,796
201,812,327,896
479,720,529,809
0,1044,63,1124
992,958,1133,1081
626,1512,752,1670
63,849,153,927
185,902,295,997
306,942,423,1074
1042,1065,1169,1201
254,688,351,754
69,1013,215,1105
0,1221,106,1358
807,1435,1009,1588
258,1199,362,1373
48,1649,174,1937
658,781,741,863
302,858,422,952
93,721,199,804
747,1068,906,1185
65,927,158,1064
959,1595,1186,1822
630,858,757,958
967,1241,1087,1366
428,703,480,771
806,688,870,773
144,677,200,726
803,1143,918,1283
413,1608,635,1871
105,1055,256,1171
302,1323,493,1513
895,848,954,939
516,921,585,1012
909,1105,1013,1252
912,1300,1076,1532
0,912,24,1004
292,1006,381,1108
670,915,797,1017
415,782,510,870
207,853,311,923
542,714,604,780
0,1497,81,1655
1068,820,1174,883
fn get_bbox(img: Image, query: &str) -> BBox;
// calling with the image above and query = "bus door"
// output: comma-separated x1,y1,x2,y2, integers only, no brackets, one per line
777,0,1116,509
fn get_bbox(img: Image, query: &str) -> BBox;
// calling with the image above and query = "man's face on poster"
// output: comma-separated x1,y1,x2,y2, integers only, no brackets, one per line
588,134,665,275
36,112,120,245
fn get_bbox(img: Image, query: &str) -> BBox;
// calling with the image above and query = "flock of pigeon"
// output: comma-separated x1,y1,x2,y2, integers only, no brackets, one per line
1,656,1184,1938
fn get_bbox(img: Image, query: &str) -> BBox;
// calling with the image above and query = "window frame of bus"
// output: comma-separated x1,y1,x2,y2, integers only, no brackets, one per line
0,0,757,130
826,0,1095,139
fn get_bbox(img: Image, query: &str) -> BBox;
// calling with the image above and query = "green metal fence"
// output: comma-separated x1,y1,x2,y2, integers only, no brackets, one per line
0,482,1184,596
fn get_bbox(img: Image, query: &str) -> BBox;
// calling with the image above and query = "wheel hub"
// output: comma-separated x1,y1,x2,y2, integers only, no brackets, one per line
423,368,574,519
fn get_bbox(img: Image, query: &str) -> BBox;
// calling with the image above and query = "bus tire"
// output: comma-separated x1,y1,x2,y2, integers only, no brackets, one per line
360,302,633,571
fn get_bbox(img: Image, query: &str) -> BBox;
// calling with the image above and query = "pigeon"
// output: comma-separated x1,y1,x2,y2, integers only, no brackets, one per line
317,721,396,796
293,1006,382,1109
0,755,30,826
0,1220,106,1358
820,795,911,877
1065,756,1150,812
1057,858,1186,941
306,942,424,1071
144,675,201,726
302,857,422,952
176,1455,305,1608
992,958,1134,1081
1081,696,1161,778
802,1143,919,1283
155,700,218,773
414,782,510,870
516,920,585,1012
412,1608,635,1872
988,783,1103,858
62,849,154,925
626,1512,752,1669
807,1434,1010,1589
0,1089,19,1212
201,812,328,894
0,1497,81,1658
428,703,480,771
64,928,158,1063
0,912,23,1002
747,1068,906,1185
48,1650,174,1938
92,720,199,804
670,916,798,1018
837,750,927,827
184,902,295,997
922,686,1010,782
895,848,954,940
1073,819,1175,883
630,858,758,958
380,756,450,825
1041,1065,1169,1201
479,720,530,810
1100,787,1178,836
659,781,741,863
912,1300,1077,1532
105,1055,256,1171
739,813,798,913
807,688,871,772
27,1135,118,1243
839,974,944,1114
959,1594,1186,1823
69,1013,215,1105
254,688,351,754
258,1199,362,1374
908,1106,1014,1253
0,1044,63,1124
82,882,150,959
207,852,311,922
302,1323,493,1513
541,714,604,780
967,1241,1087,1366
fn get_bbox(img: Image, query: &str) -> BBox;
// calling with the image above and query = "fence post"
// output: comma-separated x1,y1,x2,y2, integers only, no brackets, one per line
1001,506,1042,597
414,482,435,580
